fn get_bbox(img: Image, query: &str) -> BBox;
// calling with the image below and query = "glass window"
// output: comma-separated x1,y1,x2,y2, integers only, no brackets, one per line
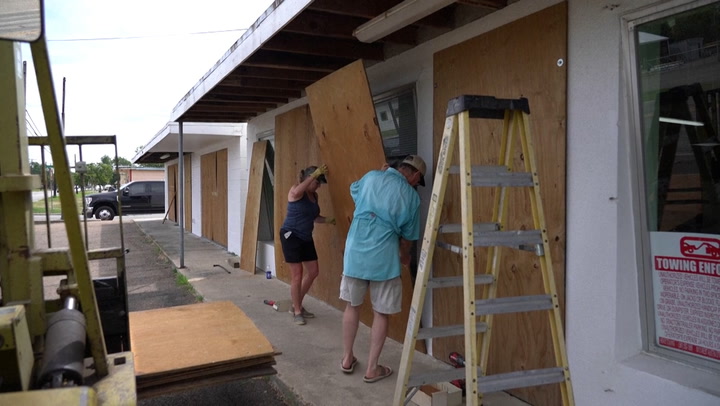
127,182,146,194
150,182,164,193
633,1,720,371
373,85,418,162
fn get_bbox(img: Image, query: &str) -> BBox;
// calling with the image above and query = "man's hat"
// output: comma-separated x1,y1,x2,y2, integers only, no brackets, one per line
401,155,427,186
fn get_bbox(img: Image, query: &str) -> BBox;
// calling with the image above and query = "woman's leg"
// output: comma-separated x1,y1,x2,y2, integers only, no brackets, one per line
289,262,304,316
299,259,319,304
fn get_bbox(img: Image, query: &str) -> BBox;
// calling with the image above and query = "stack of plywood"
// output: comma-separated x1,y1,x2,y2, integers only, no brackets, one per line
130,301,276,398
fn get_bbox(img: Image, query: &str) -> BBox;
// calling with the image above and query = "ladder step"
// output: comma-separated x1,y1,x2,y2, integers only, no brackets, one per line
474,230,542,248
449,165,534,187
407,367,566,393
436,230,542,253
417,322,488,340
427,275,494,289
478,367,567,393
476,295,553,315
438,222,499,234
408,368,465,388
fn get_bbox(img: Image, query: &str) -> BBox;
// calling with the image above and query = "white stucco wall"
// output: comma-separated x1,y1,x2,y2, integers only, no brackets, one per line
189,137,247,255
245,0,719,404
567,1,719,405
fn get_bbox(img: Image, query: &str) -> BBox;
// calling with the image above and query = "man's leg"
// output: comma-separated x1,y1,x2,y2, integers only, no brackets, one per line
365,310,389,378
342,302,360,369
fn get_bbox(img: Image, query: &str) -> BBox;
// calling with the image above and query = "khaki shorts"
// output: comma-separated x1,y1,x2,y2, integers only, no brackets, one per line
339,275,401,315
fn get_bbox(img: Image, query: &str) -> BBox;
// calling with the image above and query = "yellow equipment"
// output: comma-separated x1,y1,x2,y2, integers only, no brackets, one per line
0,2,136,404
393,95,574,405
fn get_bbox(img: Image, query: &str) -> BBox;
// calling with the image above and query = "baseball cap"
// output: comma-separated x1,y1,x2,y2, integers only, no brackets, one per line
401,155,427,186
303,166,327,183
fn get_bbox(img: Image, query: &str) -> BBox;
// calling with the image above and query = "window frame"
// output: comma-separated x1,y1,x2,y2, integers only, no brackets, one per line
624,0,720,373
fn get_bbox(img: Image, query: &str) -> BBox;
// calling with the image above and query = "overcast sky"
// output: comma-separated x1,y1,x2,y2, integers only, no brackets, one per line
22,0,274,165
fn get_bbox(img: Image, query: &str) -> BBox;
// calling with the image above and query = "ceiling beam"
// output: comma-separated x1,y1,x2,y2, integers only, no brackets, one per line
263,32,384,61
229,66,328,82
285,10,417,44
220,76,312,90
243,50,353,72
211,85,302,99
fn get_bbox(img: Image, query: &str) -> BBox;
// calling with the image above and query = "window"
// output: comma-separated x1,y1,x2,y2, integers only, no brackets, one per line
128,182,146,194
150,182,164,193
631,0,720,371
373,85,418,162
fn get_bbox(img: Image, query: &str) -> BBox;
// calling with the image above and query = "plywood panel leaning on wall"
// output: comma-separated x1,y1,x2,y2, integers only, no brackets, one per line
305,59,422,345
240,140,269,273
273,106,344,305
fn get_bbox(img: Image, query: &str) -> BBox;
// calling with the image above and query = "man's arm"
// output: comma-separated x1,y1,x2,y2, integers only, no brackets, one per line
400,238,413,266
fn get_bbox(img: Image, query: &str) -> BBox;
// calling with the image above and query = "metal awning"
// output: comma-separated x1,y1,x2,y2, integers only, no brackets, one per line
132,122,242,164
169,0,507,124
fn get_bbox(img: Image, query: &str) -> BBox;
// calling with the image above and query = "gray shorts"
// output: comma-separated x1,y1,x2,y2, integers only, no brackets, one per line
339,275,401,315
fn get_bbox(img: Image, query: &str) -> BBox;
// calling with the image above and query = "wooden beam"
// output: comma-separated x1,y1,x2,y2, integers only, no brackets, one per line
210,85,302,99
187,105,267,114
307,0,404,19
229,66,328,82
219,76,311,91
263,32,384,61
243,50,352,73
202,95,288,104
286,10,416,45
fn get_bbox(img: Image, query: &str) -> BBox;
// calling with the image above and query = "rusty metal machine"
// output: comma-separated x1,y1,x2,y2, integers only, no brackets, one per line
0,1,136,404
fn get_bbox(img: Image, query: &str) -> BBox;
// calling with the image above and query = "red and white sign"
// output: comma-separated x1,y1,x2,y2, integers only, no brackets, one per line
651,232,720,362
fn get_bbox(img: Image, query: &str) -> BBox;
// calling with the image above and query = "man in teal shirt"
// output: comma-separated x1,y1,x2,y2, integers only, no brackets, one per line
339,155,427,383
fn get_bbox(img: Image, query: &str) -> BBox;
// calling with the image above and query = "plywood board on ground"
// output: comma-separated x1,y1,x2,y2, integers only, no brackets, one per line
130,301,274,377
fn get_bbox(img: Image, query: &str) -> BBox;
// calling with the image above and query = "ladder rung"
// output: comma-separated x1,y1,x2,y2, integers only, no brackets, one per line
408,368,465,388
417,322,488,340
449,165,534,187
438,222,499,234
427,275,494,289
407,366,566,395
471,172,534,187
474,230,542,248
436,240,462,254
476,295,553,315
478,367,566,393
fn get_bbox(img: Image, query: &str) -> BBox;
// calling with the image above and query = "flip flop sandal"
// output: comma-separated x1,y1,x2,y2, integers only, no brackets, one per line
341,357,358,374
363,365,393,383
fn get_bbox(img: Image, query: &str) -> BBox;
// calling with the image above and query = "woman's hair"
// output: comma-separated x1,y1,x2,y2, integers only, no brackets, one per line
299,166,317,182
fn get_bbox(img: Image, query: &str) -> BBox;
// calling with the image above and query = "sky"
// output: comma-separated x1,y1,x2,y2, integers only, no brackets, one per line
21,0,274,165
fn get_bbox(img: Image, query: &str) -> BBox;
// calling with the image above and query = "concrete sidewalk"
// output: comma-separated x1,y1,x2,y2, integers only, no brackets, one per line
134,219,528,406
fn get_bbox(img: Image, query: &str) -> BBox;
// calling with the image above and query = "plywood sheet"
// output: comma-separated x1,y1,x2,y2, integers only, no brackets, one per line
130,301,274,377
216,149,228,247
432,4,567,405
302,61,423,345
201,152,214,240
274,106,344,304
184,154,192,231
240,140,268,273
167,164,177,222
306,60,387,237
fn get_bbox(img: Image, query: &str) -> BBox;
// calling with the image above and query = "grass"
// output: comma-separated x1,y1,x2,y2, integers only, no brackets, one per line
173,268,204,303
32,190,86,214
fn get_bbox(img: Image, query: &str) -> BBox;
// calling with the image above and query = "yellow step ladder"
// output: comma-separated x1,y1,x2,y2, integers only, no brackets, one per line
393,95,574,406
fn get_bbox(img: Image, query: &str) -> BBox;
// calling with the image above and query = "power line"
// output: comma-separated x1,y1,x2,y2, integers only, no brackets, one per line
48,28,249,42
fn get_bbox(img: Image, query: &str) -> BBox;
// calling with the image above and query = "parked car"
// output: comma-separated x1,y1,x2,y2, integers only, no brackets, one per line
85,180,165,220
